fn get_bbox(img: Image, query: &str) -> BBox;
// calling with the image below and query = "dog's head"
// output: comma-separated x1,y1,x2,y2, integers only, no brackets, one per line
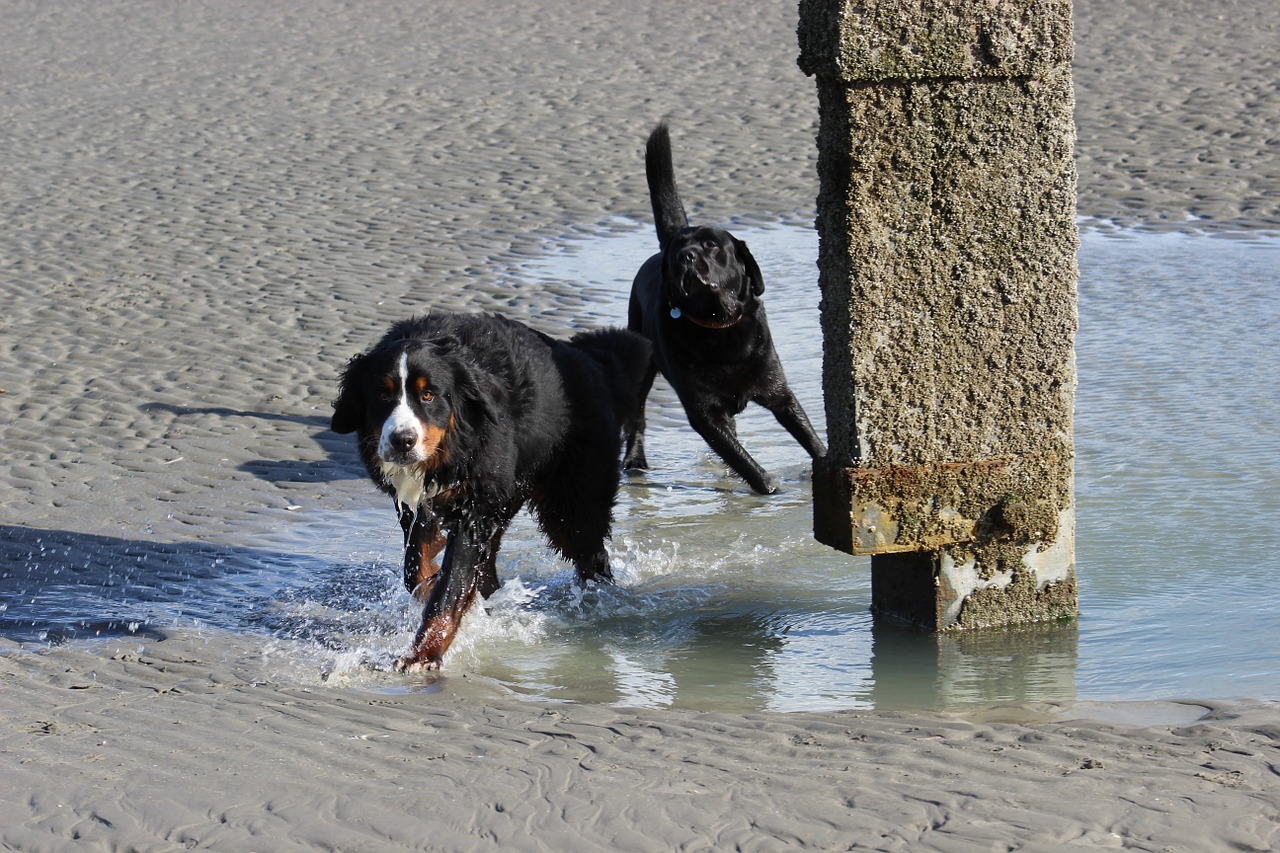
662,225,764,329
332,334,498,505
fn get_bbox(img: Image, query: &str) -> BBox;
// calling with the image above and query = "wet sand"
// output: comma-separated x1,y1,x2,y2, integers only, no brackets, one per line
2,0,1278,849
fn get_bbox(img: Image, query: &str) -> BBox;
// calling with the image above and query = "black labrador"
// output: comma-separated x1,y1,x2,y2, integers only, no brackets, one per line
623,122,826,494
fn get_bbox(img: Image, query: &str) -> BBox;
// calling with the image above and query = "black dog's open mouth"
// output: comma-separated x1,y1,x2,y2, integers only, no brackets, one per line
672,267,743,328
677,264,715,291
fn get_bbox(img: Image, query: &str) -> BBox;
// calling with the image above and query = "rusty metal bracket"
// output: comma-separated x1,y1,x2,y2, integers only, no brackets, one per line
814,458,1017,555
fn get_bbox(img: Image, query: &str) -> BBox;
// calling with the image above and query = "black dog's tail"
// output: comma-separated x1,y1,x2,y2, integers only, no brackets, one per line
645,122,689,250
569,328,653,428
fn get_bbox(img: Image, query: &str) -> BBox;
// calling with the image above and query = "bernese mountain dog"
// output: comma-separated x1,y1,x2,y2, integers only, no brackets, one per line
332,312,651,672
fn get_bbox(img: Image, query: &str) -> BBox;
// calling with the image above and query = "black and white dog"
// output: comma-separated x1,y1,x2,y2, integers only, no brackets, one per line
332,312,650,671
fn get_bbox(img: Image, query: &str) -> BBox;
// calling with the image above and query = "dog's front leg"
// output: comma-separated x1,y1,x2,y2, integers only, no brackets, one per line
394,526,488,673
398,503,446,600
688,410,778,494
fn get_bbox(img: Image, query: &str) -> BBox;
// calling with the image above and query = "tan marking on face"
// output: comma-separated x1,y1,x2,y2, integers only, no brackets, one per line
415,413,454,474
422,424,447,455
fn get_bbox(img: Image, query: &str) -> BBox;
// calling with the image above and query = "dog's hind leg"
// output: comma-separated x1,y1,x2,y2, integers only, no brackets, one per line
622,361,658,471
538,505,615,585
569,544,612,586
531,465,617,586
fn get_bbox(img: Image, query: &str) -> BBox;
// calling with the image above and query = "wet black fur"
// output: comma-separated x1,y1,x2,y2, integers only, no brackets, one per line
624,122,826,494
332,311,651,668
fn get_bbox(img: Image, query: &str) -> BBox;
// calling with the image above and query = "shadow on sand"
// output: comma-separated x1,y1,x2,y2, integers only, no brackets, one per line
0,523,329,643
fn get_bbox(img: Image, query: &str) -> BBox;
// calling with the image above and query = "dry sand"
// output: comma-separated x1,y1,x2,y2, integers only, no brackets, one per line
2,0,1278,850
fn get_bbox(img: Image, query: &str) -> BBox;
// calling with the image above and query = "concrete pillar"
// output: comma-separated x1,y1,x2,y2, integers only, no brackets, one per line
797,0,1079,629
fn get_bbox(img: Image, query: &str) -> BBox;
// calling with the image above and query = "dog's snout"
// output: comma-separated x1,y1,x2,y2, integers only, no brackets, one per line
390,428,418,453
677,246,716,289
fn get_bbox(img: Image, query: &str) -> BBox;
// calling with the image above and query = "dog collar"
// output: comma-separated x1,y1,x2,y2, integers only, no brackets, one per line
669,305,742,329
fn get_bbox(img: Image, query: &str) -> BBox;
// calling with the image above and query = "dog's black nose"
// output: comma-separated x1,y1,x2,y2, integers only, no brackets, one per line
679,247,698,265
390,429,418,452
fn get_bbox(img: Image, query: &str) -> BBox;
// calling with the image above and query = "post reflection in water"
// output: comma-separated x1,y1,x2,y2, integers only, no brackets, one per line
867,619,1079,712
459,585,1080,713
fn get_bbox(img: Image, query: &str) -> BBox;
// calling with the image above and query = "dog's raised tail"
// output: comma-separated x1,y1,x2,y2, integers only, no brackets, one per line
645,122,689,249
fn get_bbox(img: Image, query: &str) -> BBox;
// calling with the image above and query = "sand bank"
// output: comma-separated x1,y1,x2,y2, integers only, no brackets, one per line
3,0,1278,849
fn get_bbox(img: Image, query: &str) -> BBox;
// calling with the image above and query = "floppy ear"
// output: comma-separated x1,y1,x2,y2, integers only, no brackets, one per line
455,371,503,430
445,353,504,432
331,353,368,434
733,237,765,297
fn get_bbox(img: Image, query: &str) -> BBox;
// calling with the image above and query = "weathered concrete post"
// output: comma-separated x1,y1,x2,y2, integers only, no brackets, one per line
797,0,1079,629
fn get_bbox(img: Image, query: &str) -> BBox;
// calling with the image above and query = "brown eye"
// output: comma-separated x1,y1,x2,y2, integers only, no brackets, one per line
420,391,436,404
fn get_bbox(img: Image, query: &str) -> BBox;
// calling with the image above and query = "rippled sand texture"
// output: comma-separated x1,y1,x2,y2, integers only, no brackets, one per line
2,0,1279,850
1072,0,1280,231
4,637,1280,852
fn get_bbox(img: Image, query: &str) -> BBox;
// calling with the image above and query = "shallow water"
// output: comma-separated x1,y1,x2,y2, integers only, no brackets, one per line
6,223,1279,713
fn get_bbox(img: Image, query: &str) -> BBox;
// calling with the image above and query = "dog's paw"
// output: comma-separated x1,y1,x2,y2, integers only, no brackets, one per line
622,449,649,471
393,653,442,674
752,476,780,495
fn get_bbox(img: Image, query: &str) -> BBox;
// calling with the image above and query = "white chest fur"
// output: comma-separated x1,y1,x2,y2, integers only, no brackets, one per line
379,460,444,510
